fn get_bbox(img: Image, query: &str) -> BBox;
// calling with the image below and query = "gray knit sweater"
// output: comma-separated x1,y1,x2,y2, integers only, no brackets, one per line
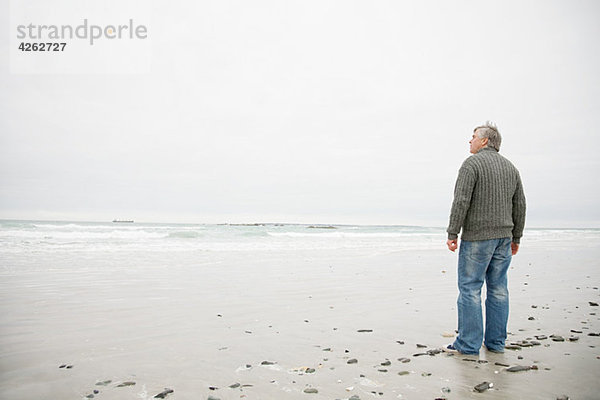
447,147,526,243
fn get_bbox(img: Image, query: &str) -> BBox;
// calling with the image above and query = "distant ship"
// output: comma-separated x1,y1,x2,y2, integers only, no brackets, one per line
112,219,134,223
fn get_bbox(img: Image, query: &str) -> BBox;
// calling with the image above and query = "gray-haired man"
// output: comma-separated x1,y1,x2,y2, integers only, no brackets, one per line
445,122,526,355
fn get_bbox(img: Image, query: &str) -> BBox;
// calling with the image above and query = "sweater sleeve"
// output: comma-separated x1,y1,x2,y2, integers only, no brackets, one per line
511,172,526,243
447,163,476,240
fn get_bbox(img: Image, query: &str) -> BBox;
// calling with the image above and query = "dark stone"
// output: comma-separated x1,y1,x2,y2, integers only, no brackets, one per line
474,382,493,392
535,335,548,340
357,329,373,333
154,388,174,398
589,302,599,306
303,388,318,394
398,357,411,363
228,383,240,388
413,353,428,357
117,382,136,387
96,380,111,386
59,364,66,368
398,371,410,376
380,360,391,366
416,343,427,348
506,365,531,372
347,358,358,364
495,362,510,367
396,341,405,345
571,330,583,333
261,361,276,365
528,317,535,320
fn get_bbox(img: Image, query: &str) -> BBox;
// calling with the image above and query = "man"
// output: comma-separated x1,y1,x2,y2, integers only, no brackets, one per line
445,122,526,355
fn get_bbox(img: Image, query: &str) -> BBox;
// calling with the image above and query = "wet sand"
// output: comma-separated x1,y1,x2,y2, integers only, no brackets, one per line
1,241,599,399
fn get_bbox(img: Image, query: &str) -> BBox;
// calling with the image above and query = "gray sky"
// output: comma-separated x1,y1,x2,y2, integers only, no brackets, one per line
1,0,599,227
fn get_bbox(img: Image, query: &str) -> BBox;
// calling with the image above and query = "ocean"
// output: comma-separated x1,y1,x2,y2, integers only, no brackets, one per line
2,220,597,256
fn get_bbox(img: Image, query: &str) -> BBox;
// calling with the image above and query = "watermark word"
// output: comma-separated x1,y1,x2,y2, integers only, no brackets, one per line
16,19,148,46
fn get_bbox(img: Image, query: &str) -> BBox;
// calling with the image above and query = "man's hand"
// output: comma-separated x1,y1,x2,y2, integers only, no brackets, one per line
447,239,458,252
511,242,519,255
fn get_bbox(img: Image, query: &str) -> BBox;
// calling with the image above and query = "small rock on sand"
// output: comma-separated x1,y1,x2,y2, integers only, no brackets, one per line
474,382,493,392
303,388,318,394
154,388,174,399
506,365,531,372
116,382,136,387
347,359,358,364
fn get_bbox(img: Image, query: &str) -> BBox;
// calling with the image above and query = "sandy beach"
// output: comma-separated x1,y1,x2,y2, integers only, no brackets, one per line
1,228,599,400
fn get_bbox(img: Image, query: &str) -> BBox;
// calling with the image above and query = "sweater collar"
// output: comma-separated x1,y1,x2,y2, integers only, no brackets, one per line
477,147,498,153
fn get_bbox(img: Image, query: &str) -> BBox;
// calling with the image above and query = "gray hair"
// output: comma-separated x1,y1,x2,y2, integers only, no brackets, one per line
474,121,502,151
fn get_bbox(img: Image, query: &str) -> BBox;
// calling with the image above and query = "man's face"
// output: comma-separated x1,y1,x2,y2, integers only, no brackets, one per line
469,130,488,154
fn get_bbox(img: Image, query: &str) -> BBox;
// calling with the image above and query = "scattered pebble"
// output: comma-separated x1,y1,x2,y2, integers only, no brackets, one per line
590,302,599,307
398,357,411,363
357,329,373,333
303,388,318,394
116,382,136,387
154,388,174,399
398,371,410,376
506,365,531,372
347,359,358,364
474,382,493,393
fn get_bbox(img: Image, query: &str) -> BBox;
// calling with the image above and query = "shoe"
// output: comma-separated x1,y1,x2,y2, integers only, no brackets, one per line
484,345,504,354
443,344,460,354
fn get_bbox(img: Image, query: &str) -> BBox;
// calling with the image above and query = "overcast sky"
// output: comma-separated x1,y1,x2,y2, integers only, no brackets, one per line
1,0,599,227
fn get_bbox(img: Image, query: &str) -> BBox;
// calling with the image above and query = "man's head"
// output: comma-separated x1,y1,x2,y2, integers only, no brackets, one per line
470,121,501,154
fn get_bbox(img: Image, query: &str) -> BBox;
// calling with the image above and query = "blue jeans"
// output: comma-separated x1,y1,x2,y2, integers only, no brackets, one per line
453,237,512,354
